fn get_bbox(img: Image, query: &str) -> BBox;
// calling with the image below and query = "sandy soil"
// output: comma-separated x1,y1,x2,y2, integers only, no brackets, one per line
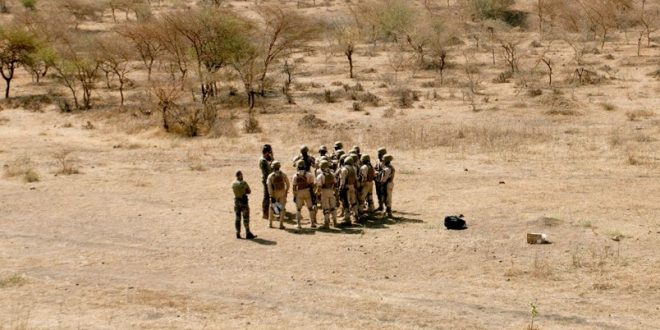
1,0,660,329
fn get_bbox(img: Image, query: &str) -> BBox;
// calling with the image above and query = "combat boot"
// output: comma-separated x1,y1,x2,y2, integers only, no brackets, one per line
236,232,241,239
246,232,256,239
386,207,393,218
376,203,384,212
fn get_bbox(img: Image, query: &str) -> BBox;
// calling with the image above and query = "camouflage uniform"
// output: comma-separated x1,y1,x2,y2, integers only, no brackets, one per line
292,145,316,172
359,155,375,213
292,161,317,229
259,144,274,219
339,157,359,224
316,161,338,228
267,161,289,229
379,154,395,217
232,172,255,239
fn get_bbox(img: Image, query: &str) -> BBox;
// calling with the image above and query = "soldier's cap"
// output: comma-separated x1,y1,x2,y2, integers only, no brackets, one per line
361,154,370,162
319,145,328,152
344,157,354,165
377,147,387,156
262,144,272,153
334,141,343,149
383,154,393,162
272,161,281,170
320,160,330,169
296,160,306,170
300,145,309,153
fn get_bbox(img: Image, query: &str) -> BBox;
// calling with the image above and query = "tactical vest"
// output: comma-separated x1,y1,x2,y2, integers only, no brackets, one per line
294,173,310,191
345,166,356,185
365,165,375,182
272,172,285,191
322,172,335,189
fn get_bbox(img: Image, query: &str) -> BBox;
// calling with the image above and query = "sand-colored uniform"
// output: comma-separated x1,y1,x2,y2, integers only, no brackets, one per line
292,170,317,228
232,180,251,233
316,170,338,227
292,154,316,172
339,165,359,223
359,163,375,212
267,170,289,228
379,164,395,210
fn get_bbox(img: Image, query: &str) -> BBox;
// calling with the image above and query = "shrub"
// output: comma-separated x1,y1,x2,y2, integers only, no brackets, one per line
396,89,419,108
352,101,363,111
243,114,262,133
24,168,39,182
54,151,79,175
298,114,328,129
600,102,616,111
493,71,513,83
382,107,395,118
527,89,542,97
20,0,36,10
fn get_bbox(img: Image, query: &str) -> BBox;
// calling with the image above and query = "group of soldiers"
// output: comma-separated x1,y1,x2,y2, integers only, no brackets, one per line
232,142,395,238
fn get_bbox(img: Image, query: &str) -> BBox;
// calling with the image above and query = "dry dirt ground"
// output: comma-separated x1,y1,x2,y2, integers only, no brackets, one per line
2,1,660,329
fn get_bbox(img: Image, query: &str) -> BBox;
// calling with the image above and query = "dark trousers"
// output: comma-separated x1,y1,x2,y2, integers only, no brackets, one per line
235,198,250,233
375,182,384,206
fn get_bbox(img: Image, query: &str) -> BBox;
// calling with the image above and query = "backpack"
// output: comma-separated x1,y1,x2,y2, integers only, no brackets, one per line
444,215,467,230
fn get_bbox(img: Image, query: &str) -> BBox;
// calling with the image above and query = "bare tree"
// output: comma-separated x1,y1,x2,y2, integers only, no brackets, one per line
94,34,135,107
331,16,361,79
118,22,162,81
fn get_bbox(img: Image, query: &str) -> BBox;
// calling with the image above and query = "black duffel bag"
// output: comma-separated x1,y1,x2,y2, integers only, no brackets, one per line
444,215,467,230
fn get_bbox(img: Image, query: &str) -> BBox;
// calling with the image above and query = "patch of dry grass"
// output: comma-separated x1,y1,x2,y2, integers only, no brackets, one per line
4,155,40,182
626,110,654,121
0,274,27,288
54,151,80,175
599,102,617,111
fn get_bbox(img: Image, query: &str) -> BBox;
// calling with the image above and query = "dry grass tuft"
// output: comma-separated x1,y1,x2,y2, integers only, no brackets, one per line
599,102,617,111
54,150,80,175
0,116,9,125
4,155,39,182
243,114,262,134
0,274,27,288
626,110,654,121
0,94,53,112
382,107,395,118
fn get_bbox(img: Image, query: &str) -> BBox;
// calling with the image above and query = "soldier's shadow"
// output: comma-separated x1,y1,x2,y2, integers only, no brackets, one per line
284,227,316,235
361,213,424,229
317,226,364,235
249,237,277,245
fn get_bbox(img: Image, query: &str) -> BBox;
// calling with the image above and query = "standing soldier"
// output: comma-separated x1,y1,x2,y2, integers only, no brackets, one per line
292,145,316,171
267,161,289,229
316,160,338,228
379,154,395,218
339,156,359,225
359,154,376,213
259,144,274,219
232,171,256,239
292,160,317,229
331,141,344,161
336,153,348,217
374,147,387,212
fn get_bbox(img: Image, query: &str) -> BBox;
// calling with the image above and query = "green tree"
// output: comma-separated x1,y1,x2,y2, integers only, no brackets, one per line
0,26,38,98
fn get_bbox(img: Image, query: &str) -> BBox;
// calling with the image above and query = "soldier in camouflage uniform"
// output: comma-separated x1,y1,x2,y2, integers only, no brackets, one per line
232,171,256,239
267,161,289,229
336,153,348,217
379,154,395,218
316,160,338,228
374,147,387,212
292,145,316,172
292,160,317,229
331,141,344,161
259,144,274,219
359,154,376,213
339,156,360,224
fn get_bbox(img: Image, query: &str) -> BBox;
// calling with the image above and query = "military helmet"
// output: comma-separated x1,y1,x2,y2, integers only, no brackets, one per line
344,157,354,165
334,141,343,150
300,145,309,153
336,150,345,157
272,161,281,170
383,154,393,163
377,147,387,156
296,160,306,170
361,154,370,162
320,155,330,162
339,154,348,163
262,144,272,153
352,145,360,153
320,160,330,169
319,145,328,153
